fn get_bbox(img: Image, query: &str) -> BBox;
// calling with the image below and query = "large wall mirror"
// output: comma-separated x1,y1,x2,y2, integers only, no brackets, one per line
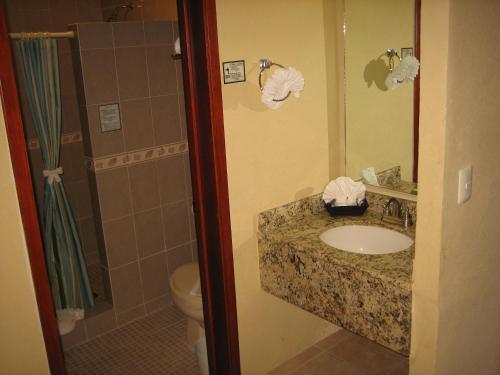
342,0,420,195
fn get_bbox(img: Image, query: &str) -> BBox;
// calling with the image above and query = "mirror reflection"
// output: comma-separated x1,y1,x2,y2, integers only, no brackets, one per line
343,0,418,195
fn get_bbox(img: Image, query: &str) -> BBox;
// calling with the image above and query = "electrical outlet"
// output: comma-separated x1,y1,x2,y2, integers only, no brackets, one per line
457,165,473,204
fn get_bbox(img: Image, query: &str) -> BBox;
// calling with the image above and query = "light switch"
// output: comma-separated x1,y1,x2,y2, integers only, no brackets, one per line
457,165,473,204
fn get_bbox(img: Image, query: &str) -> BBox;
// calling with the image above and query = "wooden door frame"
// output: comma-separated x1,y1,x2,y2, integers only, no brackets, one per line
413,0,421,182
177,0,240,373
0,0,240,373
0,4,65,374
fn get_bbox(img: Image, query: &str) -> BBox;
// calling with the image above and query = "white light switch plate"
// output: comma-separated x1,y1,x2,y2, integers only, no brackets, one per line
457,165,473,204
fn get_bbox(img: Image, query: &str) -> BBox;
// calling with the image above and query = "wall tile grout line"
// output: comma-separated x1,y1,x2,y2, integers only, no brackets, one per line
173,23,185,141
78,42,174,52
142,20,157,148
154,159,171,280
100,197,187,225
106,238,195,273
83,92,178,107
124,143,147,318
170,20,195,262
144,23,171,159
171,24,194,255
55,20,198,360
103,20,122,328
107,22,131,328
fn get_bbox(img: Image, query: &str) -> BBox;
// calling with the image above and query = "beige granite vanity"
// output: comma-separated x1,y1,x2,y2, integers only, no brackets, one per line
258,192,416,355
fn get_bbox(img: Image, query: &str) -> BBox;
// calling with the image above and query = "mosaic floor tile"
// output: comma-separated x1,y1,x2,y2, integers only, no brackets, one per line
65,307,200,375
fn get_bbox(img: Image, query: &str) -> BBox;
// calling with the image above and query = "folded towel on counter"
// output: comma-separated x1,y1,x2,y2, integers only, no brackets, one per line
322,177,366,206
361,167,379,186
261,67,304,109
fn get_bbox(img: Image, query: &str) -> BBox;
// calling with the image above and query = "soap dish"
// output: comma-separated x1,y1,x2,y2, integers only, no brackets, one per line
325,199,369,217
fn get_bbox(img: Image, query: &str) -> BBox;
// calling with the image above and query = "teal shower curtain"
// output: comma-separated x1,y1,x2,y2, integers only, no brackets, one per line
16,38,94,310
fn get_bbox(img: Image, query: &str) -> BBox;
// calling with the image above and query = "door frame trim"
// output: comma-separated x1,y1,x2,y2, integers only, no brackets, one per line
178,0,241,373
0,0,240,373
0,4,65,374
413,0,421,182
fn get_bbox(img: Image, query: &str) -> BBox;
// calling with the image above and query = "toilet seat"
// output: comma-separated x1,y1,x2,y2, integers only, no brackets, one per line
170,263,203,322
171,263,202,297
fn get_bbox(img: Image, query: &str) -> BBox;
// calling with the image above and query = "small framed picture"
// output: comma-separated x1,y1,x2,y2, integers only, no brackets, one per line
222,60,246,84
401,48,414,59
99,103,121,132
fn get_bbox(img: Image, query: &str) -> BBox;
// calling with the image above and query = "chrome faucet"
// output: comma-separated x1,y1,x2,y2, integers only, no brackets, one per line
382,198,401,219
381,198,413,228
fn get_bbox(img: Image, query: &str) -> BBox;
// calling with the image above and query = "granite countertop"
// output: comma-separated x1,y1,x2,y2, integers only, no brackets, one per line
259,209,415,292
381,180,418,195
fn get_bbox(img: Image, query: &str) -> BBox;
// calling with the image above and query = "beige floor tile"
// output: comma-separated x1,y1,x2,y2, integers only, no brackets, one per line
291,352,366,375
314,329,354,351
328,332,406,374
386,359,409,375
268,346,323,375
271,329,409,375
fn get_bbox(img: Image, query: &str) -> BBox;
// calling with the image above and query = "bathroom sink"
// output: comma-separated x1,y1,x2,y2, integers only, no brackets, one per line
319,225,413,255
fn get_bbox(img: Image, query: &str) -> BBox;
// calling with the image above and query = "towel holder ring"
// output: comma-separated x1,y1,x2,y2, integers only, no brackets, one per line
386,49,406,84
386,49,401,72
258,58,291,102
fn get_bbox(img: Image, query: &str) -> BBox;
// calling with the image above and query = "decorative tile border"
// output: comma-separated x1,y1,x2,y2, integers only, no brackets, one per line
86,141,189,173
28,131,83,150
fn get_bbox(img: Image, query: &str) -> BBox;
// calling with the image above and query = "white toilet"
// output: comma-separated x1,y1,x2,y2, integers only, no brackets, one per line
169,262,205,349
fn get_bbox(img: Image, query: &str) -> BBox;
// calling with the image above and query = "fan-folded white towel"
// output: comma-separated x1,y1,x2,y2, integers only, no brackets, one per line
322,177,366,206
385,55,420,90
261,67,304,109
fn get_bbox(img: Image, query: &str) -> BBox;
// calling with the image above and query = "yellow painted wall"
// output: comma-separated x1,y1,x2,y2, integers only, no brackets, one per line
0,99,49,374
409,0,450,372
216,0,339,373
411,0,500,374
344,0,414,181
436,0,500,373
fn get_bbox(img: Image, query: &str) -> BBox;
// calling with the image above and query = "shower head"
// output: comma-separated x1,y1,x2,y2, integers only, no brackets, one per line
106,1,144,22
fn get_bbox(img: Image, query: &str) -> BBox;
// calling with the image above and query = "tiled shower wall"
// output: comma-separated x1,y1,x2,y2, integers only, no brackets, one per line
5,0,105,295
61,21,197,347
5,1,197,348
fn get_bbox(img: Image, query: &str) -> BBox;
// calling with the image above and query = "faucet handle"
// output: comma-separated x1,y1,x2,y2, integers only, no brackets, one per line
381,203,390,220
389,198,402,217
403,205,413,228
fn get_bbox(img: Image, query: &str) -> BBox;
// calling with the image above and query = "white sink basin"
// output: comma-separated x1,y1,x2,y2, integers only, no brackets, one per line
319,225,413,255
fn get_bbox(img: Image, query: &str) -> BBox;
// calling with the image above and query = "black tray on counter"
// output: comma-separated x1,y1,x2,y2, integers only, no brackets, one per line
325,199,369,217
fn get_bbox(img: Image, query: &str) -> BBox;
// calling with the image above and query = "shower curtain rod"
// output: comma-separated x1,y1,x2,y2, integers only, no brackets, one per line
9,31,75,40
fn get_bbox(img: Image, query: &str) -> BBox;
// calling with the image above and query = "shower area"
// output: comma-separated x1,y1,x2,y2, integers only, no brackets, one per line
4,1,202,373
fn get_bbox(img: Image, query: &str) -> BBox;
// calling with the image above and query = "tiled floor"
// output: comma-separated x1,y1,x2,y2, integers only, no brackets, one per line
268,329,409,375
64,306,200,375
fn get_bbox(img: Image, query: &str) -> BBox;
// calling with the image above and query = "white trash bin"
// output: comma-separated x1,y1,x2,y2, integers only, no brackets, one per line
195,335,209,375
